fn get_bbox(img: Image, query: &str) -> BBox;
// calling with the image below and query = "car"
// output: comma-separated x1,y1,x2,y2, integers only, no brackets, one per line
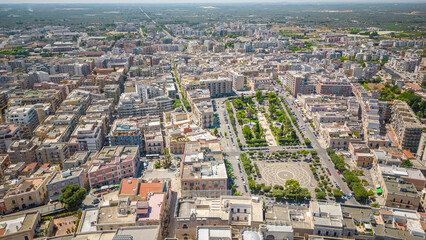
337,170,341,174
328,171,331,176
92,198,100,204
347,194,351,199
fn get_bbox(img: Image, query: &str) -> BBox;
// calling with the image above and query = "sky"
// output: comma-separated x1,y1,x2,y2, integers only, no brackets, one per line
0,0,425,3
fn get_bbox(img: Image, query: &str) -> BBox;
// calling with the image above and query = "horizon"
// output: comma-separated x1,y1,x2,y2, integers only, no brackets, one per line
1,0,426,4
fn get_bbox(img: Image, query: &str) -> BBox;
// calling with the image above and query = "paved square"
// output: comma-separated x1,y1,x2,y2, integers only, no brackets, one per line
256,161,317,189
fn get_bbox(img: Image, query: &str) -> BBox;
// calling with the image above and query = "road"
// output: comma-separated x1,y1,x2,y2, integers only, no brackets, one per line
279,91,359,205
140,8,173,39
215,98,250,196
0,36,12,49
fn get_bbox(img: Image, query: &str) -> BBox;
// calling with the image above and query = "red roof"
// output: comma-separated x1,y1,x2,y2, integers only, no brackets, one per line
402,150,416,159
22,162,37,172
138,182,163,198
119,178,139,195
405,82,422,90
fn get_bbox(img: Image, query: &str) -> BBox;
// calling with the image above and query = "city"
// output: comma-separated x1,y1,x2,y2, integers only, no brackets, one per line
0,1,425,240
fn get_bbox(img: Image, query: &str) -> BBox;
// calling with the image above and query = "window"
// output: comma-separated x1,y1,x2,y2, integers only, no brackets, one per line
182,224,188,229
29,196,32,201
244,209,247,213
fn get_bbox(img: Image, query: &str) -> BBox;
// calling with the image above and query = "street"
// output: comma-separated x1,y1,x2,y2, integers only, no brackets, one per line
278,91,359,205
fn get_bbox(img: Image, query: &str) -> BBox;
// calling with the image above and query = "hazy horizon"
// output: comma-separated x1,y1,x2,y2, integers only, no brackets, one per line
0,0,426,4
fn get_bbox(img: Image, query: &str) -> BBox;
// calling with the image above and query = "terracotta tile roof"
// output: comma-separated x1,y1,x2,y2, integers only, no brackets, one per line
119,178,139,195
405,82,422,90
138,182,163,198
22,162,37,172
402,149,415,159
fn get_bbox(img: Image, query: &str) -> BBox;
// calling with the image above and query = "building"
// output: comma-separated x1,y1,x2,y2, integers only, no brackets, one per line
144,132,163,155
376,164,426,191
180,145,228,198
46,168,85,201
315,78,353,97
391,100,424,154
381,176,420,210
8,106,40,139
0,212,40,240
354,152,374,168
88,146,139,188
36,142,70,166
282,71,315,96
0,154,10,180
193,101,214,128
70,121,104,153
1,172,53,213
310,201,344,238
175,196,263,240
108,119,143,150
7,139,38,164
200,78,233,97
0,124,20,154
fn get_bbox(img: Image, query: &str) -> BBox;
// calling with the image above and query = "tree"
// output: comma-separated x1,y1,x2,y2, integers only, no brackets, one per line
304,138,311,145
285,179,301,194
333,189,343,199
263,186,272,193
352,183,369,202
59,185,86,211
316,191,326,200
368,189,375,198
401,160,413,168
214,127,219,136
234,99,245,109
248,179,256,191
272,189,284,198
255,91,263,104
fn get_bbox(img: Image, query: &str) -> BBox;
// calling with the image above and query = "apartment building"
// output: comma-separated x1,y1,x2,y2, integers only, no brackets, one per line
282,71,315,96
88,146,139,188
193,101,214,128
200,77,233,97
145,132,163,155
186,89,211,105
104,84,121,104
9,89,63,112
36,142,70,165
8,106,40,139
108,119,143,150
315,78,353,97
7,139,38,164
381,176,420,210
0,212,40,239
313,112,346,129
46,168,85,201
391,100,424,154
180,141,228,198
0,154,10,180
0,124,20,154
0,171,53,213
70,121,104,153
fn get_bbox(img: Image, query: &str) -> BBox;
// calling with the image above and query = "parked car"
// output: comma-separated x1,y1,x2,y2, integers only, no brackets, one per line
92,198,100,204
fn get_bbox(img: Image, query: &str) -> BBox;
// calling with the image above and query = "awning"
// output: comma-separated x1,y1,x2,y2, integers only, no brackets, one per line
376,189,382,194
